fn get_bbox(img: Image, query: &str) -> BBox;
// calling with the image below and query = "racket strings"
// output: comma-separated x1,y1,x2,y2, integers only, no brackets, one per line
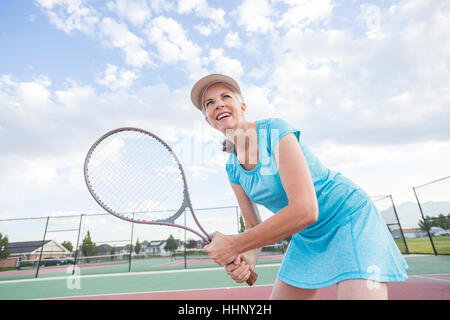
86,130,185,222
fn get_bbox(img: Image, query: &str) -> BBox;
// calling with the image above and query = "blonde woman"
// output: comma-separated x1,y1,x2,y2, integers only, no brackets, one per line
191,74,407,300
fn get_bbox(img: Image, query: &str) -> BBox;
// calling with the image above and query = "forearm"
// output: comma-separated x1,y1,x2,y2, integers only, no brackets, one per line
234,205,316,254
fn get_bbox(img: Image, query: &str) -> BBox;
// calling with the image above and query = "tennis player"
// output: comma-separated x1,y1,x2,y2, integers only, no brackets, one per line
191,74,408,300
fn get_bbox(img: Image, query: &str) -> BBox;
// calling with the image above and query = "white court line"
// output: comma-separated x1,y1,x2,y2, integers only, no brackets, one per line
0,263,282,285
39,284,275,300
410,274,450,283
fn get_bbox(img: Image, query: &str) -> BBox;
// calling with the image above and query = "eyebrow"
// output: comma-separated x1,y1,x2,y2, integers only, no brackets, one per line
204,91,233,103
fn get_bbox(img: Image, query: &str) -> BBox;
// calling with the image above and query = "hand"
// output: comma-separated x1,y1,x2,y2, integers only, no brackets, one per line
204,232,239,266
225,255,255,284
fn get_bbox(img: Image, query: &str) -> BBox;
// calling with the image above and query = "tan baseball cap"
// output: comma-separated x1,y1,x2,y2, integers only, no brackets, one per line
190,74,241,112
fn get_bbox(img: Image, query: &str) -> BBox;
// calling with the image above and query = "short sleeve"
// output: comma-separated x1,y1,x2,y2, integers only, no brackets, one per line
268,118,301,152
226,155,241,185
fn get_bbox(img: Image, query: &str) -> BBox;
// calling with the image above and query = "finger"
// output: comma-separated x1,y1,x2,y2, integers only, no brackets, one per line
225,262,240,273
235,268,251,283
227,261,245,275
231,262,249,278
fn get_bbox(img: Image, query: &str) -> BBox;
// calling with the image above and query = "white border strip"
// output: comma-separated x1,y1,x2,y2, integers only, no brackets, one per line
0,263,282,285
39,284,276,300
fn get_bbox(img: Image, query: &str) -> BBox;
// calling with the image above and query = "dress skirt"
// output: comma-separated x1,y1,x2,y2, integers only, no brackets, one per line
277,174,408,289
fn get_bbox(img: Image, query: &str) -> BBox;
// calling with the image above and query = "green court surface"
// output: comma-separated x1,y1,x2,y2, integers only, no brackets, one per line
0,255,449,300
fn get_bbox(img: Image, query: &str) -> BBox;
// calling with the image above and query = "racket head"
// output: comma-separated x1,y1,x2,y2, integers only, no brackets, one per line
84,127,189,226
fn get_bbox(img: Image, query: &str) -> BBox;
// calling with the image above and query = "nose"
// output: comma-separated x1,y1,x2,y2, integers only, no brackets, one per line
215,100,225,111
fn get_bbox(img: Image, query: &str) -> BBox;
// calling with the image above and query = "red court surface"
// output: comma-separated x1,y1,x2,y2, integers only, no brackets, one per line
54,274,450,300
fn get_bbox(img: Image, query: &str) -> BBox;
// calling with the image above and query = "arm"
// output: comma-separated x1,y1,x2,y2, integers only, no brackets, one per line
230,183,262,265
224,184,261,282
234,133,318,252
206,133,318,265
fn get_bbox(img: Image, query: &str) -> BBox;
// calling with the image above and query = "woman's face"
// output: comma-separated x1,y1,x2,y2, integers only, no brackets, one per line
202,83,245,134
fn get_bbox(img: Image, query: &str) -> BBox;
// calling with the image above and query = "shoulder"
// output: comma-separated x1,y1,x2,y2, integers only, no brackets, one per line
266,117,297,130
261,118,301,149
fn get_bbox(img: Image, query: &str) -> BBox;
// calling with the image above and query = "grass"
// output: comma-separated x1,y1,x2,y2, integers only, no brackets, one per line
395,235,450,255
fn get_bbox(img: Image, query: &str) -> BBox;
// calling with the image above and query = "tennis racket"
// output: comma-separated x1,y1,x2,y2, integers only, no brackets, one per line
83,127,258,286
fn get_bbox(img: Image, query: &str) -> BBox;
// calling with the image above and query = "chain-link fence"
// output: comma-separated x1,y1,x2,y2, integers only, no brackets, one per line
0,206,286,282
372,195,409,254
412,176,450,255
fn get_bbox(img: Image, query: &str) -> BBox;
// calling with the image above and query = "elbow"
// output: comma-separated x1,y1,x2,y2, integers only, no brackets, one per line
308,206,319,225
290,202,318,229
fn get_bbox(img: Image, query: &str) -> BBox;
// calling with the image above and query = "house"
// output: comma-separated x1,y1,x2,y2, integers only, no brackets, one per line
402,228,427,239
0,240,70,269
96,244,113,256
146,240,169,256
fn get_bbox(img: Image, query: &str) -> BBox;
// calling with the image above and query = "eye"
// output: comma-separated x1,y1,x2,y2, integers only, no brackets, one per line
205,100,214,108
223,94,231,99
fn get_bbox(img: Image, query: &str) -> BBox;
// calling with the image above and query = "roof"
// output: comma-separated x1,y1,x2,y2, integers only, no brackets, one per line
149,240,166,247
7,240,52,255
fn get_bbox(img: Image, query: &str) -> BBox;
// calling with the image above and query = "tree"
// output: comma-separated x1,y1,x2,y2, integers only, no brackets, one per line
239,215,245,233
0,233,11,260
134,238,142,255
419,214,450,231
61,241,73,253
164,235,178,254
81,230,97,257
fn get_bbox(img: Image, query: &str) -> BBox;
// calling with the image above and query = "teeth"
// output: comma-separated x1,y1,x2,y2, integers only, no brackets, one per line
217,112,231,120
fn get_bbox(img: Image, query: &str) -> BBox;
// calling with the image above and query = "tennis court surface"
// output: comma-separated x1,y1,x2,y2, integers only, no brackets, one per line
0,255,449,300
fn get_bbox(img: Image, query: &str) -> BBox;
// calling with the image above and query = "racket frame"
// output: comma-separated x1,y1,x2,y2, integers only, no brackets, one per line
83,127,210,243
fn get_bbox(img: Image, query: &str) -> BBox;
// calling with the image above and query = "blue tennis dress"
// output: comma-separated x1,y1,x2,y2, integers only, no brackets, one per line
226,118,408,289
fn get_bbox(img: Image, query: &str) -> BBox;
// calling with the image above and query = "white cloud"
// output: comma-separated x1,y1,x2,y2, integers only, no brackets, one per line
205,48,244,80
194,23,221,36
262,0,450,147
275,0,334,28
17,75,53,111
224,32,242,48
1,75,53,113
96,64,138,91
235,0,274,34
177,0,226,27
35,0,100,34
146,16,205,79
99,17,151,68
106,0,151,27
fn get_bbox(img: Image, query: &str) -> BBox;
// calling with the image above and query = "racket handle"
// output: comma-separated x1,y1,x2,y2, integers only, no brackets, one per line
246,270,258,286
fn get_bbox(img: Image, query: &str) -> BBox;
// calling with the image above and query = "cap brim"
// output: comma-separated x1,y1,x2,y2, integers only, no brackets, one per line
190,74,241,111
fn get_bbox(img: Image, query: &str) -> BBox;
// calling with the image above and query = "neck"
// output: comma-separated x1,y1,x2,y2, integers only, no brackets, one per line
226,121,257,158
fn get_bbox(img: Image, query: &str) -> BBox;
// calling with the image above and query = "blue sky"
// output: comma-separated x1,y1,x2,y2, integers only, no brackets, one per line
1,0,450,243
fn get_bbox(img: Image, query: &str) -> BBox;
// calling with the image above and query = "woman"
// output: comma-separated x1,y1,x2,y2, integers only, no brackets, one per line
190,74,408,300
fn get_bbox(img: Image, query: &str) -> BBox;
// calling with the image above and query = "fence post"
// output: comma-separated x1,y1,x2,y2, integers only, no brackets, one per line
412,187,438,256
236,206,240,233
35,216,50,278
129,213,135,272
73,214,84,275
389,195,409,254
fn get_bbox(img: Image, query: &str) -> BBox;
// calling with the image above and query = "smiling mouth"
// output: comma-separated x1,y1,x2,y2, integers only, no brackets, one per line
216,112,232,121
